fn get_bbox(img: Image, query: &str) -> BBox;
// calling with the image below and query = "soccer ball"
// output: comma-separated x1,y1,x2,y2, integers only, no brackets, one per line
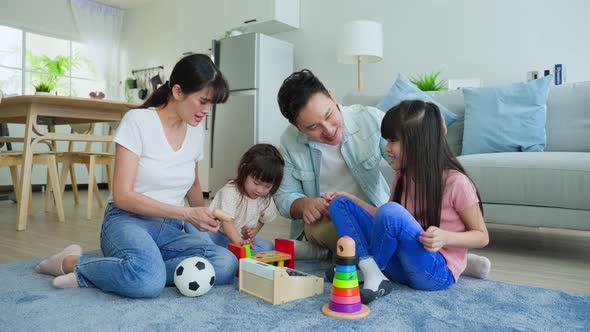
174,257,216,297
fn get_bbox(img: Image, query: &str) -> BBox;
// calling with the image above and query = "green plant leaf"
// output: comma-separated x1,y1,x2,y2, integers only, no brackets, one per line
33,82,52,92
409,69,446,91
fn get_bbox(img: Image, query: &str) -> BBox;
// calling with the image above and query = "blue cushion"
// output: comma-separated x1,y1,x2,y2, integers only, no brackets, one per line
461,76,552,155
376,73,458,126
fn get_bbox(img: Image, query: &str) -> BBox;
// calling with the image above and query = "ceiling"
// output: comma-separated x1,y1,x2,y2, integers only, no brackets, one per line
93,0,153,9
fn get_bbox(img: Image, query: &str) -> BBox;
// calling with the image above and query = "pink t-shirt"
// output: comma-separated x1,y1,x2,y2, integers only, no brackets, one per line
391,169,479,281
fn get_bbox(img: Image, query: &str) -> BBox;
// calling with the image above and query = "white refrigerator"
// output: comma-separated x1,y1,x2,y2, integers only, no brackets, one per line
202,33,293,197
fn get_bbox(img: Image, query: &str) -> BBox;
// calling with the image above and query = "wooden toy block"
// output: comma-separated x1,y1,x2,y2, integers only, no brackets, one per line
275,238,295,269
239,258,324,305
227,243,251,277
251,250,292,264
228,243,246,258
228,238,296,277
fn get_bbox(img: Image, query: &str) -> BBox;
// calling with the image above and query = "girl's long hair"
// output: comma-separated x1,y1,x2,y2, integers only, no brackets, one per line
231,144,285,210
381,100,483,229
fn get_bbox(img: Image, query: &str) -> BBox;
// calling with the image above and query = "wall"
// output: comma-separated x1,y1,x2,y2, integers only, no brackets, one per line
120,0,238,93
273,0,590,100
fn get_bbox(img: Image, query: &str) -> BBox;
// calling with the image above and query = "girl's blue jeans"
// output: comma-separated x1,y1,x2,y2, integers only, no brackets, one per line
184,222,274,253
73,203,238,298
329,196,454,291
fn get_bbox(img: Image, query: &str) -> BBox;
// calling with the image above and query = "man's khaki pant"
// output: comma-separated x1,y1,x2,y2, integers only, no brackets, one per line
303,216,339,253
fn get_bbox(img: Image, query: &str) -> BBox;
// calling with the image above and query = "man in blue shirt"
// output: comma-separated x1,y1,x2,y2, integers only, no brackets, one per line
274,69,390,253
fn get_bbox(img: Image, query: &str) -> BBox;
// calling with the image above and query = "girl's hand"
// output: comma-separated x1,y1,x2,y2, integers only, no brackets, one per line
241,226,254,241
242,238,255,250
241,226,257,250
419,226,448,252
324,191,354,202
184,207,220,232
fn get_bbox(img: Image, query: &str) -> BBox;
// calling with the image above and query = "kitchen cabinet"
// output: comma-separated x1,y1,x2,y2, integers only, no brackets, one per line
234,0,299,34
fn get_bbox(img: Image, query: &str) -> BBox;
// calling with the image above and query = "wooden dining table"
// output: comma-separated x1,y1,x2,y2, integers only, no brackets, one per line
0,95,134,230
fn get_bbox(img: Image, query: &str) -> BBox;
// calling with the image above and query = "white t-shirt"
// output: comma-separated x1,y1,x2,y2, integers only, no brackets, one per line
210,183,278,232
112,108,204,206
316,142,369,202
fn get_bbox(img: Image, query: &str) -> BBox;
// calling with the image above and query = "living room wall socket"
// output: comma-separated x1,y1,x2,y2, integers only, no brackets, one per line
526,70,539,81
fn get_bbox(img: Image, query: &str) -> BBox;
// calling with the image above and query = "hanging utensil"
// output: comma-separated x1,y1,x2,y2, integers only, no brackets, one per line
138,71,148,100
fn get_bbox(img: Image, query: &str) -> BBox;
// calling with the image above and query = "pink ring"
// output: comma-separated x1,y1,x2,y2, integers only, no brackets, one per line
330,294,361,304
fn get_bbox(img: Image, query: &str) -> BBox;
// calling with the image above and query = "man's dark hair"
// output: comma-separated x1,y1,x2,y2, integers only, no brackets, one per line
277,69,331,124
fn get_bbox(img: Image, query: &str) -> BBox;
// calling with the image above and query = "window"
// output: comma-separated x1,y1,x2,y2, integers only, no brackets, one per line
0,24,104,97
0,25,23,95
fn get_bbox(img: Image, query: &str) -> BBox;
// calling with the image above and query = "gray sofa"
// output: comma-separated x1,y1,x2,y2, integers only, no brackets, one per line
343,81,590,230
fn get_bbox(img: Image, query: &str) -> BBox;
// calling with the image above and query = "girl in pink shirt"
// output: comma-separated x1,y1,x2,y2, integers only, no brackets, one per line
327,100,489,305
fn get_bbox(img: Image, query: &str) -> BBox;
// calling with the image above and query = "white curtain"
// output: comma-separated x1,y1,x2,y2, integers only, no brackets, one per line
70,0,124,101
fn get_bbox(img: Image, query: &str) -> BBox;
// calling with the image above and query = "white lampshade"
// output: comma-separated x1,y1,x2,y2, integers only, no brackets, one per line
338,20,383,64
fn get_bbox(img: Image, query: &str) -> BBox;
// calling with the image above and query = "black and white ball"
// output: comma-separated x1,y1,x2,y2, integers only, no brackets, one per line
174,257,216,297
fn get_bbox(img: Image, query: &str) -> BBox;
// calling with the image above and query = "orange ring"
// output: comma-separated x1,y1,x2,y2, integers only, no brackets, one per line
331,286,360,297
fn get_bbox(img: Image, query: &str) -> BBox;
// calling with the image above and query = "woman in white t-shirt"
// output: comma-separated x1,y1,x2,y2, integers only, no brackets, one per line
35,54,239,298
185,144,284,253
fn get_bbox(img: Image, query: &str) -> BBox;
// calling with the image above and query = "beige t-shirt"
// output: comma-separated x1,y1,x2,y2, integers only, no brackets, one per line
210,183,279,232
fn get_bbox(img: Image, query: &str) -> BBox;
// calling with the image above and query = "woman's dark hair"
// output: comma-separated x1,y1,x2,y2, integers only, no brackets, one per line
381,100,483,229
231,144,285,208
277,69,331,124
137,53,229,109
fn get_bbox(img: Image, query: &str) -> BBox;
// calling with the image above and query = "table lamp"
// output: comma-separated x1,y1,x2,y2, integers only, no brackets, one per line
338,20,383,92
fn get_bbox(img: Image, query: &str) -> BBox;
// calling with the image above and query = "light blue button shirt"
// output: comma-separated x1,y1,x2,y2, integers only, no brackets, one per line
274,104,391,238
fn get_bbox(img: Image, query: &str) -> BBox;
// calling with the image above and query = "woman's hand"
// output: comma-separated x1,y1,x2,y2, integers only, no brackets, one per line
419,226,448,252
184,207,220,232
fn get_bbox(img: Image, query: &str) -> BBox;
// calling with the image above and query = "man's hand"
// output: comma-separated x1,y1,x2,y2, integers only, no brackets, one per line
301,197,329,225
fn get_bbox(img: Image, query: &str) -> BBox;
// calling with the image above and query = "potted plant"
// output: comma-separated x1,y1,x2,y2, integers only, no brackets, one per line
33,82,52,95
26,50,92,96
410,69,446,91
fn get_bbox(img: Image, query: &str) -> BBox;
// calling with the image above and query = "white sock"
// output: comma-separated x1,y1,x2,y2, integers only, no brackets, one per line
35,244,82,277
358,258,388,291
462,253,492,279
293,240,329,260
52,273,80,289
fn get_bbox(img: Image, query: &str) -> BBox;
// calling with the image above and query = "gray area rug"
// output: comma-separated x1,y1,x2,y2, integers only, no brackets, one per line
1,257,589,331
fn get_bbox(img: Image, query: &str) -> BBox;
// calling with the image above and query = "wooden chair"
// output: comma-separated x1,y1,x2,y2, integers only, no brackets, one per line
1,119,65,228
0,151,65,224
57,123,115,220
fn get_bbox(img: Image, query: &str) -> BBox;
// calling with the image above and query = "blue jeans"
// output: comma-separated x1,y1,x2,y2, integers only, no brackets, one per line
184,222,274,253
329,196,454,291
73,203,238,298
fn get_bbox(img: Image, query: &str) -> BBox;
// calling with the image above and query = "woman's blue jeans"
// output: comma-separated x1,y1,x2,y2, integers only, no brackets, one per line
73,203,238,298
329,196,454,291
184,222,274,253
